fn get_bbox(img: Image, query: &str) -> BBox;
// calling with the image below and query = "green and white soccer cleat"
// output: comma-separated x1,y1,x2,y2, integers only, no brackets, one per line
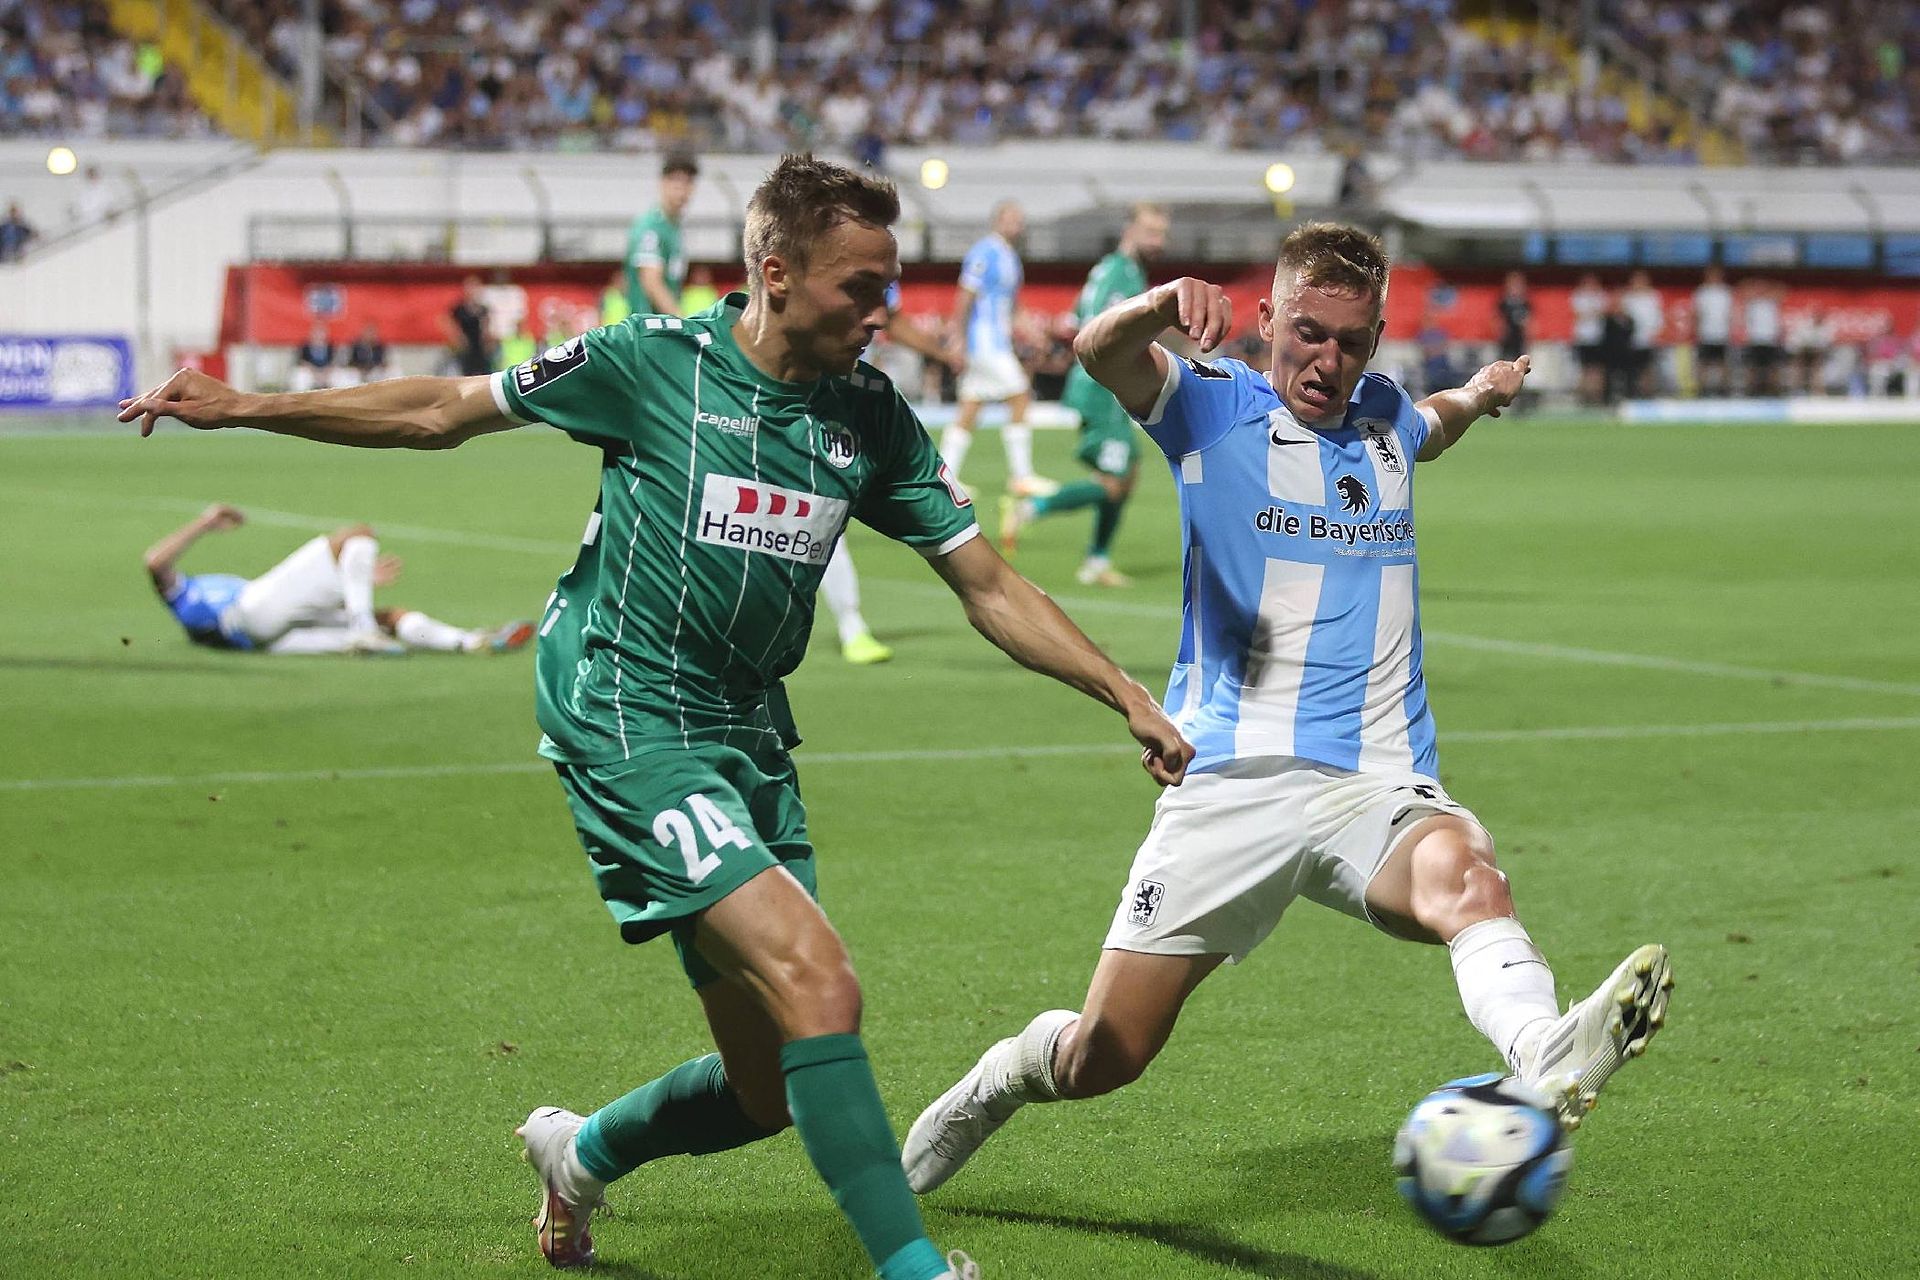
1519,943,1673,1130
516,1106,603,1269
903,1039,1019,1194
941,1249,982,1279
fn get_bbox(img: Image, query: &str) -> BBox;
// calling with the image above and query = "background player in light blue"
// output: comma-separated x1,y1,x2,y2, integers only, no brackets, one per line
146,503,531,655
905,224,1673,1198
939,201,1053,499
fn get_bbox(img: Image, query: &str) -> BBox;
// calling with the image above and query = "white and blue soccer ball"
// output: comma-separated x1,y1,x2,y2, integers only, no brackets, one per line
1393,1072,1572,1246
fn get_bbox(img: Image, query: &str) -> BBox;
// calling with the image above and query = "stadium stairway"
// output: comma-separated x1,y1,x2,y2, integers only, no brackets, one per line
103,0,327,147
1467,16,1744,165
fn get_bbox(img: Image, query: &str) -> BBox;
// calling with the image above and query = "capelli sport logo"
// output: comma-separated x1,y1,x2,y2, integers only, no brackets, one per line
1336,474,1371,515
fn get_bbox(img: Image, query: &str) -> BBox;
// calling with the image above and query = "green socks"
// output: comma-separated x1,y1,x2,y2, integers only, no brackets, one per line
574,1053,777,1183
1032,479,1105,517
1090,497,1126,558
782,1034,947,1280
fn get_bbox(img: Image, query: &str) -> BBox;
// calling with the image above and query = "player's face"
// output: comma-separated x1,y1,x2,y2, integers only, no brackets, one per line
1131,213,1170,260
786,219,898,377
995,204,1025,245
1260,277,1382,424
661,171,696,216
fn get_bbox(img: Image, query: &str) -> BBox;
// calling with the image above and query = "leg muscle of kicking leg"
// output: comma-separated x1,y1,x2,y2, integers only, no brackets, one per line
1367,815,1558,1070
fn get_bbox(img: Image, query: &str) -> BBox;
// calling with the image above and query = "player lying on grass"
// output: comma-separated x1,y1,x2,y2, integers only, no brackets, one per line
144,503,532,655
120,155,1192,1280
904,223,1674,1199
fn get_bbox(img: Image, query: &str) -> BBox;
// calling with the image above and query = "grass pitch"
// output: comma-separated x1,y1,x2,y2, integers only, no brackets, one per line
2,416,1917,1279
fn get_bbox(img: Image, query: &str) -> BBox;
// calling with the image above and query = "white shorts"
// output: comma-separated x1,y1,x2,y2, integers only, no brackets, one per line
228,536,349,646
1104,756,1482,964
958,349,1029,404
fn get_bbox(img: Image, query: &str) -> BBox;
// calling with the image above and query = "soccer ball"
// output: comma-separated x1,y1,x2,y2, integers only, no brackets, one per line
1393,1072,1572,1246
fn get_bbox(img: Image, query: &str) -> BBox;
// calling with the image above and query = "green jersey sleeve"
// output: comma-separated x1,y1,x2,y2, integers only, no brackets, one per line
493,324,642,446
852,379,979,555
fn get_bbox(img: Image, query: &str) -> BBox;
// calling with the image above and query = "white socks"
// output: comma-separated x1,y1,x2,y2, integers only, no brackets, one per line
335,535,378,634
939,423,972,478
1002,421,1034,481
558,1135,607,1205
820,543,868,645
1448,916,1561,1072
982,1008,1077,1118
394,609,480,652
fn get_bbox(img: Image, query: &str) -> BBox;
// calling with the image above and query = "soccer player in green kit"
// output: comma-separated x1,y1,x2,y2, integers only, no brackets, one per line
119,156,1193,1280
999,203,1170,587
624,152,698,315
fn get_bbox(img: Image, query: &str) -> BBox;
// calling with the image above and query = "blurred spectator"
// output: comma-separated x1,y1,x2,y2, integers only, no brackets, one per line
1599,290,1637,404
1417,304,1457,396
0,1,208,138
70,164,112,226
290,321,335,391
1787,305,1832,395
1622,270,1664,396
1741,280,1784,396
1495,271,1531,362
1570,272,1606,405
343,323,389,385
1692,265,1734,397
445,275,495,376
0,201,35,261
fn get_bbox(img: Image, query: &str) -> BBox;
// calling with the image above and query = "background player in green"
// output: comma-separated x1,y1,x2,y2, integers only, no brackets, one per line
999,203,1170,587
624,151,697,315
119,155,1194,1280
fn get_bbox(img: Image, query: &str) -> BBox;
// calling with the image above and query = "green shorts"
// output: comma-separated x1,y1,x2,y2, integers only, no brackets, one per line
1064,380,1139,478
553,741,815,987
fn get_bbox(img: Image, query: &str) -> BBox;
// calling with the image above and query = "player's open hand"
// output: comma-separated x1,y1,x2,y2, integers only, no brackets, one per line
1469,353,1531,418
1128,699,1194,787
1152,278,1234,352
118,368,248,438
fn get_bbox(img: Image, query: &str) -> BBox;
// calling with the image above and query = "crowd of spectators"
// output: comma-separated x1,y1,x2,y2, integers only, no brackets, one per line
1592,0,1919,164
7,0,1918,164
181,0,1859,162
1,0,213,138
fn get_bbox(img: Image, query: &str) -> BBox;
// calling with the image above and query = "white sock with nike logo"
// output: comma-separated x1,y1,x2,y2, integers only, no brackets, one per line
1448,916,1559,1073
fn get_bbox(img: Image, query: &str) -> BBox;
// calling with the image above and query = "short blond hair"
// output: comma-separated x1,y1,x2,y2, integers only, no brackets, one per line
1273,222,1390,315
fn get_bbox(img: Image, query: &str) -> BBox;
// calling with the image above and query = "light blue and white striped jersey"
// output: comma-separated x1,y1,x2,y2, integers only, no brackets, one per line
1138,355,1439,778
958,234,1021,358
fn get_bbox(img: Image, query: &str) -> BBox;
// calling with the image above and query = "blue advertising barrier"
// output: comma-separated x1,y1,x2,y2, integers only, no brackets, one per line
0,334,136,409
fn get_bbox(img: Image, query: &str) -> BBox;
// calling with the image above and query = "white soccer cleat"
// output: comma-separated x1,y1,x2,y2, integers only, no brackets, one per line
1518,943,1673,1131
516,1106,603,1269
941,1248,982,1279
345,628,405,656
903,1039,1018,1194
996,496,1033,553
1007,473,1060,499
1074,557,1132,589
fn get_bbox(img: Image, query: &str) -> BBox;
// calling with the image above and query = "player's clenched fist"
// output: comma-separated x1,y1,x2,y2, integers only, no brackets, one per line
1149,277,1234,352
118,368,248,437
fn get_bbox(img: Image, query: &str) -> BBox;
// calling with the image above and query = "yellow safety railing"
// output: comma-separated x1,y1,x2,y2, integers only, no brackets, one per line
104,0,333,146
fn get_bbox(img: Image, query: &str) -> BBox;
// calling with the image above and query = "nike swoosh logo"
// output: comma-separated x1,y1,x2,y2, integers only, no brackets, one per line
1501,959,1548,969
1270,434,1311,447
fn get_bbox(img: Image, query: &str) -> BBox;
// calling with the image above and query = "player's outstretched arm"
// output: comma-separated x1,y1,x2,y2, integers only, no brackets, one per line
883,310,954,367
141,502,243,594
1074,278,1232,419
927,537,1193,786
117,368,518,449
1413,354,1531,461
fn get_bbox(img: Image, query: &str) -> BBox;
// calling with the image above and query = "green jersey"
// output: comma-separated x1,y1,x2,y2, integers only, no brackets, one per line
1063,249,1150,427
495,294,978,764
624,208,686,312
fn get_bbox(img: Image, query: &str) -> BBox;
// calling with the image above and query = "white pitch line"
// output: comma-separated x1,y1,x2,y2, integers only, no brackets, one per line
4,717,1918,793
23,489,1920,698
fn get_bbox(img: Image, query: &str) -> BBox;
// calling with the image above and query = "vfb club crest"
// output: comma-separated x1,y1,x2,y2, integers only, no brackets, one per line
821,423,858,469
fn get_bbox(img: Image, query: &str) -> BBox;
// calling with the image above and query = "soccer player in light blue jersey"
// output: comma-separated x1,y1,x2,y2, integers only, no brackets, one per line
939,201,1053,499
145,503,530,655
905,224,1674,1195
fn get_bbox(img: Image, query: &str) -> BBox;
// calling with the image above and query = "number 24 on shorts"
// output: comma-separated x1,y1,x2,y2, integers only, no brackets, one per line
653,794,752,885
